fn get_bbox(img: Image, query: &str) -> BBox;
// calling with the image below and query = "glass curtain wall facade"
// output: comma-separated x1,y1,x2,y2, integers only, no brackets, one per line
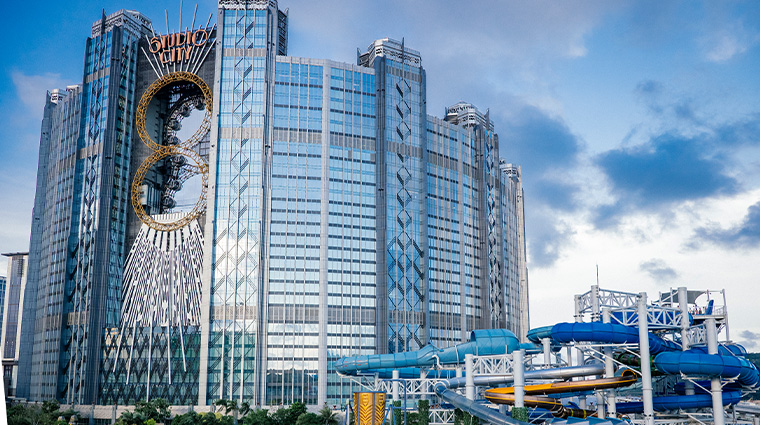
499,161,528,340
20,87,83,401
1,253,28,398
425,117,481,347
22,0,528,408
20,10,150,404
201,0,287,405
0,277,5,344
359,40,428,355
63,11,147,405
205,1,377,405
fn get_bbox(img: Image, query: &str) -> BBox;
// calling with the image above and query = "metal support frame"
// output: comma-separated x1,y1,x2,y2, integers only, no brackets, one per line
381,378,408,425
706,317,726,425
603,309,616,416
513,350,525,409
465,354,475,401
638,292,655,425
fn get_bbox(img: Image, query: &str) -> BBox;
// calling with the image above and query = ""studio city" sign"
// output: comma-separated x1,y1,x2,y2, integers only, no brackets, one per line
149,28,210,64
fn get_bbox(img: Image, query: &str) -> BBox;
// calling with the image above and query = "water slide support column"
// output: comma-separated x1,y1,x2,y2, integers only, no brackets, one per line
465,354,474,401
638,292,654,425
513,349,525,409
392,369,399,402
574,294,586,409
542,338,551,366
591,285,604,415
602,308,616,417
591,285,600,321
706,317,725,425
678,286,695,396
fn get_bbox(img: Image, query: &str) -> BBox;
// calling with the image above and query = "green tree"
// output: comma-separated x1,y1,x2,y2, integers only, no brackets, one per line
116,410,148,425
239,402,252,417
135,399,171,423
416,400,429,425
294,413,320,425
392,401,402,425
406,412,420,425
511,407,528,422
317,407,339,425
8,402,79,425
270,402,307,425
8,404,46,425
173,411,234,425
215,400,238,415
453,408,479,425
242,409,272,425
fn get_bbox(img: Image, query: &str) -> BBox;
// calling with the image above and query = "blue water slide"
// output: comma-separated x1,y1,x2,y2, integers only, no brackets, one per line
550,322,681,354
654,350,760,388
549,322,759,388
335,329,520,375
527,325,554,343
616,391,743,414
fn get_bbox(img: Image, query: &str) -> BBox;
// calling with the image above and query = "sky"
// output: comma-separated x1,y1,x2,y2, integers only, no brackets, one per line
1,1,759,347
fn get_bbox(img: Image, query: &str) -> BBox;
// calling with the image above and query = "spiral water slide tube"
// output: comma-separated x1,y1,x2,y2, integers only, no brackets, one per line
550,322,759,412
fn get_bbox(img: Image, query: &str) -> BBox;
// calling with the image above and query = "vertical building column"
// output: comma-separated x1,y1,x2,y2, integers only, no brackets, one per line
317,66,331,408
638,292,654,425
198,8,226,406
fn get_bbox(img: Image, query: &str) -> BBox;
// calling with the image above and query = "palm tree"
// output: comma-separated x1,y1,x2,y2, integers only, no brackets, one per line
317,407,339,425
214,399,238,415
239,402,252,417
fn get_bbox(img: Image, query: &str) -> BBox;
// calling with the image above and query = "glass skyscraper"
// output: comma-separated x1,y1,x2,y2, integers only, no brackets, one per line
1,253,28,398
21,0,528,407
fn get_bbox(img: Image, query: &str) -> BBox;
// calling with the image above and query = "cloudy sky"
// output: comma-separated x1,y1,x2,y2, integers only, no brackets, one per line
1,1,759,347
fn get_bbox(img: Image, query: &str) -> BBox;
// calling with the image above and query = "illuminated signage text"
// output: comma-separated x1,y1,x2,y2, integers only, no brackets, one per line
149,29,209,64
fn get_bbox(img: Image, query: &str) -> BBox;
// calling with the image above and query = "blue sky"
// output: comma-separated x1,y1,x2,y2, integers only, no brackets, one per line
1,1,759,346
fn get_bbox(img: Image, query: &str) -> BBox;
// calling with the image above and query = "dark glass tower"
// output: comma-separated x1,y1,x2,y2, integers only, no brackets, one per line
21,0,528,407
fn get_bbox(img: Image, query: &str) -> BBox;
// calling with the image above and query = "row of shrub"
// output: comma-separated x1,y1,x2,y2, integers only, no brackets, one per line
7,399,339,425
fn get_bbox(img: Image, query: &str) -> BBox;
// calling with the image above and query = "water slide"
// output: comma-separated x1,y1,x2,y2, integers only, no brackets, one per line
544,322,759,412
337,329,603,425
485,370,638,399
335,329,521,375
432,364,607,425
337,323,759,422
481,394,598,420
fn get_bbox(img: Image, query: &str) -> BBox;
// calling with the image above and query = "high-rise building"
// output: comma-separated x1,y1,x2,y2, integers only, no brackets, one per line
21,0,528,407
0,276,6,347
1,253,29,397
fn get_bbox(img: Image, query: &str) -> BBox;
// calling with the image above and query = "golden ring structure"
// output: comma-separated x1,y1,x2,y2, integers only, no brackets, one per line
131,71,213,231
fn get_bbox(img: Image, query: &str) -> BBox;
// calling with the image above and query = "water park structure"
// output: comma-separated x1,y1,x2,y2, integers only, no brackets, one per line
336,286,760,424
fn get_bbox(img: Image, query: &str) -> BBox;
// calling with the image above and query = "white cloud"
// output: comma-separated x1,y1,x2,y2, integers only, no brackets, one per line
702,31,753,62
699,15,760,63
284,0,618,114
11,71,65,114
0,72,69,270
